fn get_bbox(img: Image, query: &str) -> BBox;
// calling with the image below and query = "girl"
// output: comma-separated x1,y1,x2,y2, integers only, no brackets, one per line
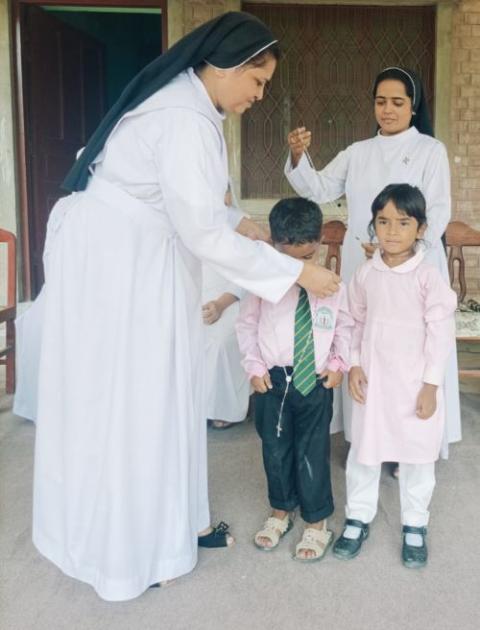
285,67,461,459
333,184,457,568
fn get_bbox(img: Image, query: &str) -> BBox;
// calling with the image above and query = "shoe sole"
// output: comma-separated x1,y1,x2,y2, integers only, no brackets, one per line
403,559,427,569
332,530,369,560
293,530,334,563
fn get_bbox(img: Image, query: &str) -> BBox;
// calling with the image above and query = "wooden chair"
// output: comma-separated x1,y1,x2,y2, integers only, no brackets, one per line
321,220,346,274
446,221,480,383
0,229,17,394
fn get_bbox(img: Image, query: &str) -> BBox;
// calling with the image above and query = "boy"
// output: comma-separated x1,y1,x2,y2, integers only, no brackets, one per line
236,197,353,562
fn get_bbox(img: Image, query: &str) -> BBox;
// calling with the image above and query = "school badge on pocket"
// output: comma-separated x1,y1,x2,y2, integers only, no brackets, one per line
314,306,334,330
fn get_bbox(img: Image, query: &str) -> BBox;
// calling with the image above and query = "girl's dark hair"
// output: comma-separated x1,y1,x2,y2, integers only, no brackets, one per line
269,197,323,245
368,183,427,241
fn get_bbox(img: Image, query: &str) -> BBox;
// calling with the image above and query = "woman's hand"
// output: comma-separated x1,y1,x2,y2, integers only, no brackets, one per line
416,383,437,419
202,293,239,325
349,366,368,403
287,127,312,168
202,300,223,325
297,261,341,298
251,372,272,394
361,242,378,259
236,217,271,242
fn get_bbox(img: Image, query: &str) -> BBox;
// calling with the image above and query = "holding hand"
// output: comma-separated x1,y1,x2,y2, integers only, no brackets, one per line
236,217,271,242
416,383,438,419
288,127,312,168
319,369,343,389
297,261,341,298
349,366,368,403
251,372,272,394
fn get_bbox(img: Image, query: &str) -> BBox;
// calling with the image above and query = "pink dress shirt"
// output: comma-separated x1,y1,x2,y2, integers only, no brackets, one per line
236,283,353,379
349,249,457,465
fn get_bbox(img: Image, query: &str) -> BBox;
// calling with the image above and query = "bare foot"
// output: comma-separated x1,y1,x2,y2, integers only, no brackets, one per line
198,525,235,547
296,520,326,560
211,420,233,430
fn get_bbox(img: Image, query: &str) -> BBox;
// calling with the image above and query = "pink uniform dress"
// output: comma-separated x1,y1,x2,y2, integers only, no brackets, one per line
349,249,457,466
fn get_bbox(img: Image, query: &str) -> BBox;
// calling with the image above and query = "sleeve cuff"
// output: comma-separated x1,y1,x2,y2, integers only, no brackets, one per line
327,356,350,374
423,367,445,387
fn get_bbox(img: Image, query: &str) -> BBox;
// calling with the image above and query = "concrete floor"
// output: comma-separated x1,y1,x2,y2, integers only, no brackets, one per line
1,392,479,630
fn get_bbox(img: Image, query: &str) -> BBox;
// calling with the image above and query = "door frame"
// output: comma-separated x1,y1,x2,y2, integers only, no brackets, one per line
11,0,168,299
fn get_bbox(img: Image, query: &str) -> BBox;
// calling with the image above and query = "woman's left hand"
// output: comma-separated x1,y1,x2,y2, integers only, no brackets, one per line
236,217,271,242
361,242,378,259
202,300,223,325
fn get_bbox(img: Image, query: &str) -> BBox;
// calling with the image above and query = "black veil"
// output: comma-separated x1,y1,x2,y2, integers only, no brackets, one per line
63,11,277,192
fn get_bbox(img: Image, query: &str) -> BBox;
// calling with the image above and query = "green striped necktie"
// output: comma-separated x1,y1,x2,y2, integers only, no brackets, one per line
293,287,317,396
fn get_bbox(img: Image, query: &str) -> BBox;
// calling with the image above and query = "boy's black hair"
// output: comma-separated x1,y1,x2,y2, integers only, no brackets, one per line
269,197,323,245
368,183,427,241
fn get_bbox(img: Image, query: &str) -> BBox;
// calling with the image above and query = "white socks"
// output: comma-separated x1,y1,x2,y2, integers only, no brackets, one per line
343,525,424,547
343,525,362,539
405,533,423,547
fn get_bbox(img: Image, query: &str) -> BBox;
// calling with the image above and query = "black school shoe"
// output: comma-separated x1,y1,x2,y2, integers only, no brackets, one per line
333,519,369,560
402,525,428,568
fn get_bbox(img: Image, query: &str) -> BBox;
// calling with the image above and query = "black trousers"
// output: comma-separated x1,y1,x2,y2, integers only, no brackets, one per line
255,366,334,523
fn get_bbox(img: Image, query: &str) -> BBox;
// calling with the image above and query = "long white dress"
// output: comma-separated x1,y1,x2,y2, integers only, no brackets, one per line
285,126,461,455
202,265,250,423
33,68,302,601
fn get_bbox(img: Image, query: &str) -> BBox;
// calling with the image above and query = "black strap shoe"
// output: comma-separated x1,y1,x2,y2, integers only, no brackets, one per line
333,518,369,560
402,525,428,569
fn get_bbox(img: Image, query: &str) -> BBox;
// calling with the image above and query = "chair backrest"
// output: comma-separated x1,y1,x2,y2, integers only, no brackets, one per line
321,220,346,274
0,229,16,308
445,221,480,303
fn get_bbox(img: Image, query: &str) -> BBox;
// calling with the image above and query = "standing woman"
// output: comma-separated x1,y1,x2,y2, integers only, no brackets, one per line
33,12,340,602
285,67,461,456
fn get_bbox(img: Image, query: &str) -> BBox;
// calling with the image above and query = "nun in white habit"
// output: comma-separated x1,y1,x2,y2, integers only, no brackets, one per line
285,67,461,458
31,12,341,601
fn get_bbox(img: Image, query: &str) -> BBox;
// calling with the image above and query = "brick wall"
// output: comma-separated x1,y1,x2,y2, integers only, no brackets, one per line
451,0,480,301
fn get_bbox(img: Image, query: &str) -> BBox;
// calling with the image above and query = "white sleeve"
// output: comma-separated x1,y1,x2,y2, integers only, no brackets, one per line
154,111,302,304
284,147,351,203
422,142,451,247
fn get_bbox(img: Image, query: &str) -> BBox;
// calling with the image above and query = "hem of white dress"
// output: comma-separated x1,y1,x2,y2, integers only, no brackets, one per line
33,533,198,602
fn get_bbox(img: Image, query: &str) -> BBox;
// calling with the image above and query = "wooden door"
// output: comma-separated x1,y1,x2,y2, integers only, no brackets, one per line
241,3,436,199
21,5,106,297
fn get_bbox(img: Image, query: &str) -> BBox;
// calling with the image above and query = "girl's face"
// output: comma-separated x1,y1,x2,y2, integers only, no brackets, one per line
215,56,277,114
374,79,413,136
374,200,425,260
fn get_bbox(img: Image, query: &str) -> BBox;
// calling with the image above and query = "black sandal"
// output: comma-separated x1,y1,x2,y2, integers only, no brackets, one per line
198,521,232,548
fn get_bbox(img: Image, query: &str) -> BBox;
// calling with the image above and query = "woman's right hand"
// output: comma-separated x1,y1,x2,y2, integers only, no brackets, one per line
287,127,312,168
297,262,341,298
361,242,378,259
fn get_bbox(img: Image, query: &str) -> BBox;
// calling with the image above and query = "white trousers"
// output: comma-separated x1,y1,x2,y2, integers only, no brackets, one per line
345,449,436,527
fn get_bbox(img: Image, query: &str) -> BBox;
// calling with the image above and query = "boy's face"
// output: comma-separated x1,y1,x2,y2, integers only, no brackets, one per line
275,241,320,261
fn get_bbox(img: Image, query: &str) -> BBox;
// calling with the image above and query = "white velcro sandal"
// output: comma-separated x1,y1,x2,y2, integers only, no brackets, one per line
294,526,334,562
254,513,294,551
